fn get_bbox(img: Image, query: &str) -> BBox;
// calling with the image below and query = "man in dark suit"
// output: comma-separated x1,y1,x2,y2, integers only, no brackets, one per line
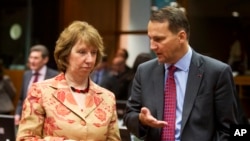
15,44,58,125
111,56,132,100
91,56,118,94
123,6,247,141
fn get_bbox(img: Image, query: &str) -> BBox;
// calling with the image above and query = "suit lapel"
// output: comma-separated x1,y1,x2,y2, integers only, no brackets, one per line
44,67,50,79
52,87,84,118
181,52,204,133
79,89,104,119
153,63,165,120
45,68,54,79
52,88,104,120
24,71,33,97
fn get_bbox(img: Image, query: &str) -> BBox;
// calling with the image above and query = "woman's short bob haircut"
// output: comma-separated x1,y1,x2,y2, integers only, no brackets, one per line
54,21,105,73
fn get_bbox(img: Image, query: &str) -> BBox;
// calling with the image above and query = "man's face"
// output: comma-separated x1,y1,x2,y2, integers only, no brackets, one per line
28,51,48,71
148,21,182,64
111,57,125,74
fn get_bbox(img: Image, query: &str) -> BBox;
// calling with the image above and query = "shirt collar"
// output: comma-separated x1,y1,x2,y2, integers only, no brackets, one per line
165,46,192,72
32,65,47,75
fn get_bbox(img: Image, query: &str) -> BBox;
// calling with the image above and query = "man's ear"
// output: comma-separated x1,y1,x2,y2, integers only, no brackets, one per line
43,56,49,64
178,30,187,43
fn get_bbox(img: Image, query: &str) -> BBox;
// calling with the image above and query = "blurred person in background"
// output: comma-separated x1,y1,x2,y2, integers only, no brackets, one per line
127,53,152,98
115,48,131,71
228,31,248,75
15,44,58,125
91,55,119,94
111,56,132,100
0,59,16,115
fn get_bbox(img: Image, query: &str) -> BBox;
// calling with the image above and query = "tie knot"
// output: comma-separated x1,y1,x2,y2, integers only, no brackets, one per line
33,72,39,76
168,65,177,73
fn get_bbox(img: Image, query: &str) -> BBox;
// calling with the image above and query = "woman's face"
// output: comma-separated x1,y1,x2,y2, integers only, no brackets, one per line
67,39,98,75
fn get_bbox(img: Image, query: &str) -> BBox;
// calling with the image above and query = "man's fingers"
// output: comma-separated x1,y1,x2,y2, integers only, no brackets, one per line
141,107,150,115
139,107,169,128
154,120,168,127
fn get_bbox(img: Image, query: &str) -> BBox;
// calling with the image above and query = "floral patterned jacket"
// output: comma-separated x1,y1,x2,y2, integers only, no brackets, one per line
16,73,121,141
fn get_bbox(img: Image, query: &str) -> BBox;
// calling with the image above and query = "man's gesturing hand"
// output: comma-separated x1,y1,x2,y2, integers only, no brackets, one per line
139,107,168,128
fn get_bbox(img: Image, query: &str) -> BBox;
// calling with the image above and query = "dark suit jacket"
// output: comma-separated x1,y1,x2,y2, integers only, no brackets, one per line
123,50,243,141
15,67,58,115
91,69,119,95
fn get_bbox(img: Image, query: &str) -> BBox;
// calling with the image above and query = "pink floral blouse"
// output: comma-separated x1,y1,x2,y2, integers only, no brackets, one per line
16,73,121,141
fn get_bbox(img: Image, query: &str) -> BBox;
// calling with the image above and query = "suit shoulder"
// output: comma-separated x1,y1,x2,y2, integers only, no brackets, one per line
195,53,230,72
192,50,226,66
22,70,32,80
202,55,228,67
38,75,57,84
47,67,59,76
23,70,32,75
138,58,159,69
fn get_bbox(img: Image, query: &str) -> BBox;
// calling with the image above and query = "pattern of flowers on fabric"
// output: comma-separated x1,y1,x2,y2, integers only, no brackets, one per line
27,91,41,115
56,104,71,116
44,117,62,135
16,73,121,140
94,96,102,105
95,108,106,122
85,95,94,107
50,108,75,123
57,91,66,102
66,92,77,105
55,73,65,81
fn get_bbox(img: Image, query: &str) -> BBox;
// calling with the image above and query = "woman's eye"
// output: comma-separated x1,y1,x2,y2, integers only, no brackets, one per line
91,51,97,55
78,50,86,54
